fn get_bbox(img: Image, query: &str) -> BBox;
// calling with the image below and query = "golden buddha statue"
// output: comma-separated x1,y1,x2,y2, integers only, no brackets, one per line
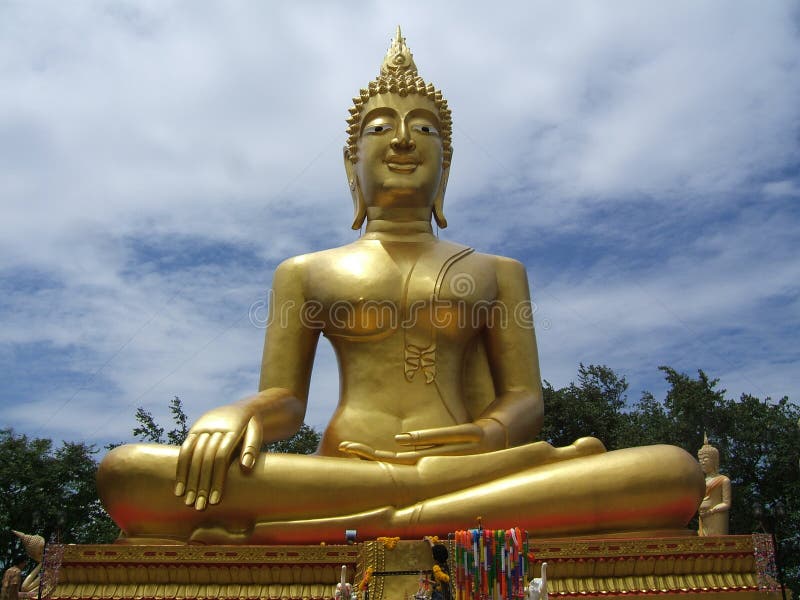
697,435,731,536
97,28,704,544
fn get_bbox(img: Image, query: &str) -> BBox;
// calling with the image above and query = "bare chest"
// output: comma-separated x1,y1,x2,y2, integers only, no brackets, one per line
304,244,498,339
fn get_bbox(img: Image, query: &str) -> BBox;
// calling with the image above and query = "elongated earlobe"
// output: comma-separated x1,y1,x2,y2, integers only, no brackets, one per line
433,166,450,229
343,147,367,230
350,179,367,230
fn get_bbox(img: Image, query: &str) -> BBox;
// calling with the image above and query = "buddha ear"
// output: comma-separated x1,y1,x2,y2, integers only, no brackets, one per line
433,162,450,229
343,146,367,230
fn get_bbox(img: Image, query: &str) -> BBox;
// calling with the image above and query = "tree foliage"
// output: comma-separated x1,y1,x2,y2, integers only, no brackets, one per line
541,364,629,449
132,396,189,445
0,429,118,571
266,423,321,455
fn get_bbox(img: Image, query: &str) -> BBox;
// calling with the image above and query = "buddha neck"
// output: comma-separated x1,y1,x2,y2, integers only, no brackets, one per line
362,207,436,242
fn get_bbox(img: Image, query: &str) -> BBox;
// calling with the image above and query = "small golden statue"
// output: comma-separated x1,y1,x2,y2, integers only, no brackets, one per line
697,434,731,536
2,532,45,600
98,28,704,544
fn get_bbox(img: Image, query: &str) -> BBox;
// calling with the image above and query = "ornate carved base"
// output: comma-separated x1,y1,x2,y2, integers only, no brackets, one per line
524,535,780,600
48,536,780,600
50,545,359,600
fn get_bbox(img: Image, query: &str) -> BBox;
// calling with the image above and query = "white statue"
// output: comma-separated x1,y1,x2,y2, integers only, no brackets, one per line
528,562,548,600
336,565,353,600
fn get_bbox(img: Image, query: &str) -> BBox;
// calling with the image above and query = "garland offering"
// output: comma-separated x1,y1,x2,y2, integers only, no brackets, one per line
453,528,529,600
377,537,400,550
358,566,374,593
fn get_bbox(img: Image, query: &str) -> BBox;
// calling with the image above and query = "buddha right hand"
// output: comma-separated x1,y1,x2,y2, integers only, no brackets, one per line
174,404,263,511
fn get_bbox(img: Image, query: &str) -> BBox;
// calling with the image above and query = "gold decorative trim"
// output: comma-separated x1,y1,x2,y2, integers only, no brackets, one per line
53,545,358,600
525,536,771,598
528,535,755,559
48,536,779,600
59,543,358,564
357,541,386,600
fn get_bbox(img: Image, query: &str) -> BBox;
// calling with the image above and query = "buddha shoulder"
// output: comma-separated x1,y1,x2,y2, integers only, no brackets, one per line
271,243,399,301
444,251,530,299
489,254,531,292
468,253,528,279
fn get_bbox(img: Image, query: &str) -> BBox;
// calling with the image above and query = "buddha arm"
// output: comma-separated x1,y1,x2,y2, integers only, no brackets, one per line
256,256,320,441
479,256,544,446
711,476,732,514
174,257,319,510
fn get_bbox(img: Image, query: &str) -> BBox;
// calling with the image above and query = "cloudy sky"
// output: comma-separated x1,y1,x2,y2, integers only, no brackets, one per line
2,2,799,450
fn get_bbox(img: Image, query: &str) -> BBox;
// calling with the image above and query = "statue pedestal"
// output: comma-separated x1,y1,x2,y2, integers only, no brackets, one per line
49,535,781,600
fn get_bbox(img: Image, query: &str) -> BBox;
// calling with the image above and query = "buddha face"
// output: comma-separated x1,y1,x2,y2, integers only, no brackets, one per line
698,451,718,474
349,93,446,211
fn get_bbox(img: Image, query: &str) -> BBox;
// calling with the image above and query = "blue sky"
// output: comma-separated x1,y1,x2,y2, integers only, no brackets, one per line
1,2,799,449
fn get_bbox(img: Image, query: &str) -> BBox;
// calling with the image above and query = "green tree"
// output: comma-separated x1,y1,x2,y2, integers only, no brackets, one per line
0,429,118,571
540,363,629,449
613,367,728,451
720,393,800,587
132,396,189,445
266,423,320,454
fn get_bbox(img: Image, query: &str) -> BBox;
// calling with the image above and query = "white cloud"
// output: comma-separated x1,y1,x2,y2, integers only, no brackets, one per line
763,180,800,198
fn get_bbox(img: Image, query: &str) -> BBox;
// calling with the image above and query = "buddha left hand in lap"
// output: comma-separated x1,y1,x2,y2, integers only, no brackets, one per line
98,29,704,544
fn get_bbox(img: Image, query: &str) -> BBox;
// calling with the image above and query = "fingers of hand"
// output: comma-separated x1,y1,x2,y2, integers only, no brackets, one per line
184,433,210,507
379,450,424,465
395,423,482,446
174,411,252,508
240,417,262,469
339,440,477,464
175,433,198,497
404,442,477,461
210,432,237,505
352,447,409,463
194,432,224,511
339,441,402,461
338,441,376,460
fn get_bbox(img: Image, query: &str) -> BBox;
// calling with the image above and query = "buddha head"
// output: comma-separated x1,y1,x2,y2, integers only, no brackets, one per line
344,27,453,230
697,433,720,475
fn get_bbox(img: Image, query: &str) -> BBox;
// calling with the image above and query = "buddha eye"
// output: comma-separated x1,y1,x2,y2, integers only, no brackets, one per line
364,123,393,135
412,124,439,135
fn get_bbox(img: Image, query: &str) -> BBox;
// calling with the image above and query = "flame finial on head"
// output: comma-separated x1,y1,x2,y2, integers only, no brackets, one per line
381,26,417,75
698,432,719,463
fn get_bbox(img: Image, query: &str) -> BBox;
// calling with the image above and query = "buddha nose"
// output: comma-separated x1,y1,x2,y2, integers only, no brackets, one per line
390,123,416,151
